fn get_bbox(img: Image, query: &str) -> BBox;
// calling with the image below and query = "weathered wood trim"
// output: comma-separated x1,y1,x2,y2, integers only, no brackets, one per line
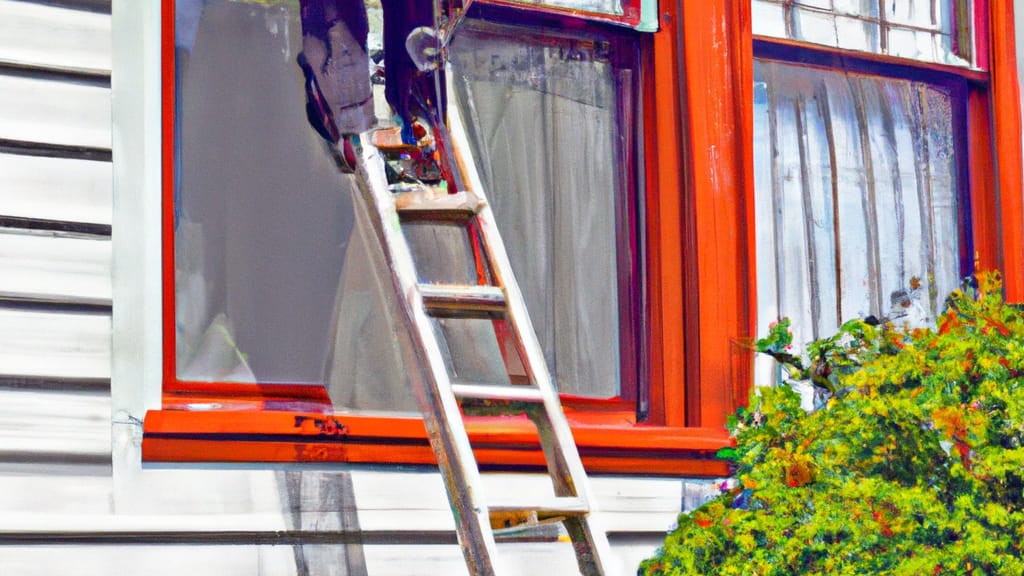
676,0,755,426
989,0,1024,299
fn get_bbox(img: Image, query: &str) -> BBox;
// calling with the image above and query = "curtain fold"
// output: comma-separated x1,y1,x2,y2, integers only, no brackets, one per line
754,60,961,375
449,25,622,397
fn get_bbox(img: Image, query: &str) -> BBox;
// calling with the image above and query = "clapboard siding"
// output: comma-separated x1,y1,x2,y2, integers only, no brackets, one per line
0,232,111,305
0,388,109,460
0,534,657,575
0,309,110,379
0,546,298,576
0,475,112,514
0,153,112,225
0,542,655,576
0,75,111,149
0,0,111,73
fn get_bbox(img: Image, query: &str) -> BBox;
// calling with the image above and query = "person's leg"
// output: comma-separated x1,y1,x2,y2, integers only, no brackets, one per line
381,0,439,144
298,0,375,143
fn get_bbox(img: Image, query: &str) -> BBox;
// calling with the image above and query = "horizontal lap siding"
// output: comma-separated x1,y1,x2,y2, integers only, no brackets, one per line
0,388,110,461
0,309,110,379
0,75,111,149
0,0,111,72
0,154,112,224
0,0,113,488
0,232,111,305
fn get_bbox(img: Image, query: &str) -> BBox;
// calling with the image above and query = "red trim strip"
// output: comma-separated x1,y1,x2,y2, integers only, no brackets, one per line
473,0,643,28
645,4,685,427
989,0,1024,300
975,0,991,71
969,89,1000,273
142,409,732,475
161,0,177,385
678,0,755,427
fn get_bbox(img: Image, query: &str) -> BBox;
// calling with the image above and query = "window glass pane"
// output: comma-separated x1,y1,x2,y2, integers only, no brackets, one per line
795,0,832,10
752,0,788,38
793,7,839,47
431,317,527,386
833,0,878,17
753,60,962,371
173,2,632,408
885,0,937,28
888,27,940,62
174,0,421,411
448,21,628,398
835,16,880,52
751,0,971,66
403,220,493,286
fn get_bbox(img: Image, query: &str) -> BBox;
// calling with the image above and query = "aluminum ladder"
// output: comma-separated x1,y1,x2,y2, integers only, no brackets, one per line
350,73,613,576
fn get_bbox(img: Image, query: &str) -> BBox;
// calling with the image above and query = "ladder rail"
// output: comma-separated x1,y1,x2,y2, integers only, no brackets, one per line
355,142,502,574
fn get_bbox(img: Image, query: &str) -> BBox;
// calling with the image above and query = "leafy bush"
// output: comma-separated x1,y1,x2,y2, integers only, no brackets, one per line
640,272,1024,575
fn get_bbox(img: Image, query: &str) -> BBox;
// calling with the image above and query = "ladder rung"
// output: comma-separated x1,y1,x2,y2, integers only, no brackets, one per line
395,189,483,219
451,383,543,403
420,284,506,314
489,497,590,518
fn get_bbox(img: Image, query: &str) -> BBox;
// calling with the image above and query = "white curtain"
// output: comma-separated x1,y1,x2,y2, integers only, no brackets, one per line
754,60,961,382
448,24,623,397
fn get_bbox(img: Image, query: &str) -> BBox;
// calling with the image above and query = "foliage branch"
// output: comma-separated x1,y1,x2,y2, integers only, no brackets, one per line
641,272,1024,575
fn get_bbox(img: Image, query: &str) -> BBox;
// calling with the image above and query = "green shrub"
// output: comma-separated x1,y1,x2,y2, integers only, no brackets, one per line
640,272,1024,575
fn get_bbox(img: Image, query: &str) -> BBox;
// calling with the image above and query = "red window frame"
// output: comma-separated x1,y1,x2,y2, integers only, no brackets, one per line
461,0,648,29
142,0,1022,476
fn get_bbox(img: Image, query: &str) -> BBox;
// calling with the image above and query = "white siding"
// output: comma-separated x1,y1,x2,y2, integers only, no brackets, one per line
0,0,112,72
0,75,111,149
0,232,111,305
0,154,112,225
0,309,110,379
0,389,110,460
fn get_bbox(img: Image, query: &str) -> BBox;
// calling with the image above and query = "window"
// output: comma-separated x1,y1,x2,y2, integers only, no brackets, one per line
753,60,967,350
451,0,656,30
170,1,636,406
748,0,1024,374
751,0,975,65
146,0,733,476
143,0,1022,472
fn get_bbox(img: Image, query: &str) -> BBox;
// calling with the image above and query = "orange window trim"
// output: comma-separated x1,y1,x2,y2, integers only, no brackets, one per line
147,0,739,476
676,0,756,428
473,0,644,28
989,0,1024,300
142,410,731,476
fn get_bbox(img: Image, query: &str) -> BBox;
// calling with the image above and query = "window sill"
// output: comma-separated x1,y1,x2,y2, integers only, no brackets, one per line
142,407,733,477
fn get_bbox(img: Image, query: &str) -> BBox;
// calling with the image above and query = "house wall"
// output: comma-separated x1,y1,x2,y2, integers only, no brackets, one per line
0,1,720,574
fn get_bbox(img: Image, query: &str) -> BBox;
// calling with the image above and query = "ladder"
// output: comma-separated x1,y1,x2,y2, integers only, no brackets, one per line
350,74,613,575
